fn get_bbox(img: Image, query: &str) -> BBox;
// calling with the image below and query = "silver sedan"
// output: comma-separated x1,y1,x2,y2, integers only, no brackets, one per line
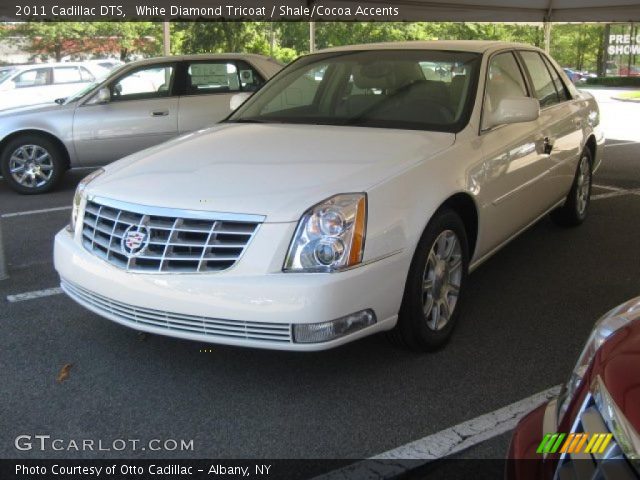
0,54,283,194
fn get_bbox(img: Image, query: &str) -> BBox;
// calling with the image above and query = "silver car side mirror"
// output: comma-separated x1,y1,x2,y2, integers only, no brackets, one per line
230,92,252,111
93,87,111,103
485,97,539,129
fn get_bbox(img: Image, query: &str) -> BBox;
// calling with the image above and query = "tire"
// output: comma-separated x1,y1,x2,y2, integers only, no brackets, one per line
0,134,65,194
550,148,593,227
388,209,469,351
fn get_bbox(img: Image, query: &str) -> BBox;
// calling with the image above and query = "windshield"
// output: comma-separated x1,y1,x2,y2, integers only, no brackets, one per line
228,50,481,132
0,68,15,84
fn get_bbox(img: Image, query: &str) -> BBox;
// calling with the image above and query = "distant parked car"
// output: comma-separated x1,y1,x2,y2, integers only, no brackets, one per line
563,68,584,83
0,54,283,194
0,62,109,111
619,65,640,77
507,297,640,479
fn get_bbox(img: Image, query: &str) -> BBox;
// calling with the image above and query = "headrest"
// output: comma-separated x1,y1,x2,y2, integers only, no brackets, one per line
353,62,397,90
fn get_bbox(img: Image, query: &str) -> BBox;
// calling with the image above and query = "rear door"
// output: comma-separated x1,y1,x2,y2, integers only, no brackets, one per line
519,51,583,201
73,62,178,166
177,59,266,133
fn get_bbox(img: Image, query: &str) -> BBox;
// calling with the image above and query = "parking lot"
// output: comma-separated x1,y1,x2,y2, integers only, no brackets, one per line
1,88,639,471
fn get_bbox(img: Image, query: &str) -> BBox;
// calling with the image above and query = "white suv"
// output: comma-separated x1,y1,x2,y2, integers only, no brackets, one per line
0,62,109,110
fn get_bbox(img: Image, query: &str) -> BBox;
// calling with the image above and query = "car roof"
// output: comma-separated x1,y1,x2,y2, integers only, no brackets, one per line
315,40,541,54
8,61,104,70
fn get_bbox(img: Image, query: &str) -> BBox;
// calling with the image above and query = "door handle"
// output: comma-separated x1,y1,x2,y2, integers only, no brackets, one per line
151,110,169,117
543,137,554,155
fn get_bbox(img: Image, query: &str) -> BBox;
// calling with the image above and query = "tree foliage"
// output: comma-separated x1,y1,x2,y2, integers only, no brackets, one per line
4,21,607,71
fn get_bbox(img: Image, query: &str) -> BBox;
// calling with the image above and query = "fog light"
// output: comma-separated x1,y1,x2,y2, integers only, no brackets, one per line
293,309,376,343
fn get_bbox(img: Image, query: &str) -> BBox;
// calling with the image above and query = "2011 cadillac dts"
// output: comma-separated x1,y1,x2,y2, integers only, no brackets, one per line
54,41,604,351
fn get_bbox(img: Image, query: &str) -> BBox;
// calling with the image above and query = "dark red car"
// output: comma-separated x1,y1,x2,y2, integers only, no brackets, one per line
507,298,640,479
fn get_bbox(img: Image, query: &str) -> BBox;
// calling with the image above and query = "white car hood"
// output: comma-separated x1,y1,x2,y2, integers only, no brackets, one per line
89,123,455,222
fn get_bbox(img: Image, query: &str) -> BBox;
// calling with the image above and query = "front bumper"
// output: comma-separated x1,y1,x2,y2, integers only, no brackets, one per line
54,228,405,351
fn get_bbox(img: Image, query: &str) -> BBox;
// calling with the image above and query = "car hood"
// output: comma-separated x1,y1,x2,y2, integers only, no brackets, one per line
0,101,69,116
591,317,640,437
89,123,455,222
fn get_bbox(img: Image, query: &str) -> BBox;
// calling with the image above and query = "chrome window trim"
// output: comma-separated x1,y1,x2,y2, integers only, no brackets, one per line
88,195,265,223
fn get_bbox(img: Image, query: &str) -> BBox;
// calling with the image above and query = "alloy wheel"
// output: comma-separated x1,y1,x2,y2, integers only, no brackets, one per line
576,154,591,216
422,230,462,331
9,144,54,189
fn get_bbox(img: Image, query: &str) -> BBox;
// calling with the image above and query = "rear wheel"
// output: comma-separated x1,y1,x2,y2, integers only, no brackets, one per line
388,209,469,351
550,148,592,227
0,134,65,194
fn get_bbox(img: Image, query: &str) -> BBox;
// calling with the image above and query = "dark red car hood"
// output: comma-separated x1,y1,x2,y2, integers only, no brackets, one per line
589,318,640,434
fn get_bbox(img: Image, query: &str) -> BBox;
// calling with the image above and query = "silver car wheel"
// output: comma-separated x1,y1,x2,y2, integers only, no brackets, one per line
9,144,54,189
422,229,462,331
575,154,591,215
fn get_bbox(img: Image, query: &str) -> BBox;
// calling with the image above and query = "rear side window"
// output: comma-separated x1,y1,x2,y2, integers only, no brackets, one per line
79,67,95,82
519,51,559,108
185,61,265,95
53,66,82,84
541,55,570,102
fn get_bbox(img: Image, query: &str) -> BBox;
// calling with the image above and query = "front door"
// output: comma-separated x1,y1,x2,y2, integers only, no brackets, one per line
73,63,178,166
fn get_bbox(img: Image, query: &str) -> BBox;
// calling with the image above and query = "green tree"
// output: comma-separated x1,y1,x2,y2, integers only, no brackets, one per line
12,22,95,61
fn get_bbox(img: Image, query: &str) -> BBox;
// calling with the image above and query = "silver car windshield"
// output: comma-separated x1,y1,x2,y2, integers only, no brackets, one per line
228,50,481,133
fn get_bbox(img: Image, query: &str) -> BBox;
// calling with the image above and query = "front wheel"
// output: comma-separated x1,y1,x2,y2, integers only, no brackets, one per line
388,209,469,351
0,135,65,194
550,148,592,227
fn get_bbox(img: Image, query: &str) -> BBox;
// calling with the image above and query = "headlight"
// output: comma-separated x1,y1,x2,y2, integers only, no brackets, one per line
557,297,640,422
284,193,367,272
68,168,104,232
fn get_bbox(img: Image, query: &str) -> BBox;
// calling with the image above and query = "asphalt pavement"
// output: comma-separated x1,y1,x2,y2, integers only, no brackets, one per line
1,88,639,468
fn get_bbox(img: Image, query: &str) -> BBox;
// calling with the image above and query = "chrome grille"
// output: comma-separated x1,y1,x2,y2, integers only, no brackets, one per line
61,280,292,343
554,393,638,480
81,198,261,273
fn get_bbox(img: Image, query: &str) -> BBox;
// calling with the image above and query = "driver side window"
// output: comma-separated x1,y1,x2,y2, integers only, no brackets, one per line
483,52,528,130
110,64,175,102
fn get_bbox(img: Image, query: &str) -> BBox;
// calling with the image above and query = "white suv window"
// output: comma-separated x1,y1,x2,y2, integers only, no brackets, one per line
53,66,82,84
13,68,50,88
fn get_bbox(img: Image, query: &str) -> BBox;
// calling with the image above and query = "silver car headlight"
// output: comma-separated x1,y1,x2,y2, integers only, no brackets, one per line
557,297,640,422
284,193,367,272
69,168,104,232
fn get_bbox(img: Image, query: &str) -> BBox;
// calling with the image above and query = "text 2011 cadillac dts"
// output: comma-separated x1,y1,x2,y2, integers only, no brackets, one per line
54,41,604,351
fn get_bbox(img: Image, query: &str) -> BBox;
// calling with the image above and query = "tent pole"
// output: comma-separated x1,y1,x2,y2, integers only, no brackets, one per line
163,21,170,56
309,21,316,53
543,21,552,53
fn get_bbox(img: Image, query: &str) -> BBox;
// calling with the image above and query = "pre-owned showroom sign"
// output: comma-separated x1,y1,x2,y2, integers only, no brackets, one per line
608,33,640,54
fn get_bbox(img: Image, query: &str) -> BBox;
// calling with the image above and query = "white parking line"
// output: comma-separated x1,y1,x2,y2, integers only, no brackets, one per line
1,206,71,219
7,287,63,303
314,385,561,480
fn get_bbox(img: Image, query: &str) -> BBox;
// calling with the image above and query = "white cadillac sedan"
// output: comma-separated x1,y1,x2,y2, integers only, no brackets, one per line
54,41,604,351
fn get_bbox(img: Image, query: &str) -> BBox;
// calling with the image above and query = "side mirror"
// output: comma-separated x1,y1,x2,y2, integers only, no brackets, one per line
484,97,539,129
230,92,252,111
95,87,111,104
